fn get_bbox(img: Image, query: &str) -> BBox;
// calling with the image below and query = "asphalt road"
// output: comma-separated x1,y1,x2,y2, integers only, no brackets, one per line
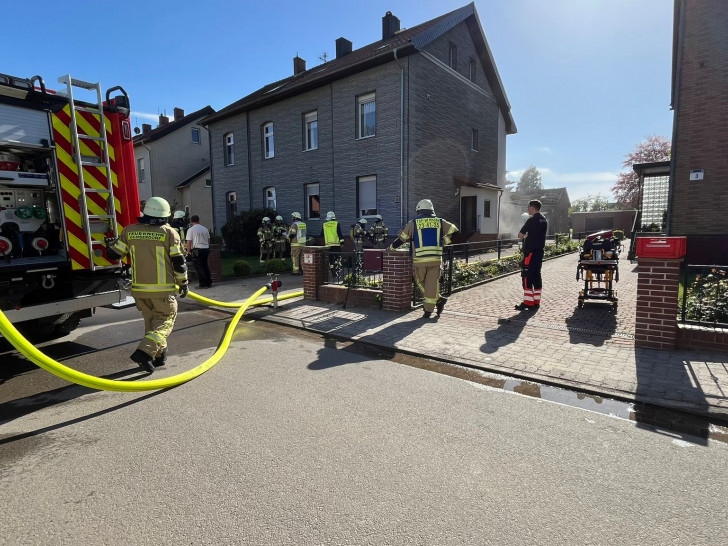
1,303,727,545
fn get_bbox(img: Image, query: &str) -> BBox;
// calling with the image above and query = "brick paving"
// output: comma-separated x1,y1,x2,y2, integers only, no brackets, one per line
201,253,728,421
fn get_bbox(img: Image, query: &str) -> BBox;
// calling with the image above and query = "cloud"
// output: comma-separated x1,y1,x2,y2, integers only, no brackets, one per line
131,111,162,122
537,146,553,153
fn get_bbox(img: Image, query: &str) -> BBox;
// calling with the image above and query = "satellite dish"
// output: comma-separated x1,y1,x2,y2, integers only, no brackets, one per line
134,126,141,135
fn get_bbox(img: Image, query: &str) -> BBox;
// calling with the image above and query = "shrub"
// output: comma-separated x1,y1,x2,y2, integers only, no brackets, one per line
685,268,728,323
265,258,288,273
233,260,251,276
221,208,277,254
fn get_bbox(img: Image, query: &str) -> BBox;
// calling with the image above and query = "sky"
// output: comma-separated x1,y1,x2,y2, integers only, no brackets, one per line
4,0,674,202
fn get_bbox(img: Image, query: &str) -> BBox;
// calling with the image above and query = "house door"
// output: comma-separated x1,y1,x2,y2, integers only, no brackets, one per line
460,196,477,233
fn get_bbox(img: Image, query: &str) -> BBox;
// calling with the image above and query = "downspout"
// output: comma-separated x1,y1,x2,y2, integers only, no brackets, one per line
140,140,152,197
666,0,684,236
246,112,253,210
330,83,335,216
206,127,216,233
393,46,405,227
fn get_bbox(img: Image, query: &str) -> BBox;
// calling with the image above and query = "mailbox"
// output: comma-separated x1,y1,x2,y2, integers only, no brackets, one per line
636,236,687,259
363,249,384,270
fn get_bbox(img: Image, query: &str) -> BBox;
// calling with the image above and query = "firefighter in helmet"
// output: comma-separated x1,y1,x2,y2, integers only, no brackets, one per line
171,210,187,245
369,214,389,247
288,212,307,275
320,211,343,266
106,196,188,373
350,217,368,252
389,199,458,318
273,215,288,259
257,216,274,263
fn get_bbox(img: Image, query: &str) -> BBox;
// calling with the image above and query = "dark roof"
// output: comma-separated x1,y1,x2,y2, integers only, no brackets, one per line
134,105,215,144
453,176,502,191
202,3,516,133
176,166,211,189
511,187,570,208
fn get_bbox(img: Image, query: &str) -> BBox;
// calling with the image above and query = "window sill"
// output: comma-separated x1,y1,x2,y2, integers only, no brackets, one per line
356,134,376,141
303,147,318,152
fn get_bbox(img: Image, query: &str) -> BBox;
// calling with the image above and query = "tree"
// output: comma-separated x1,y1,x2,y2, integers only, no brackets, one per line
568,193,618,213
516,165,543,193
612,135,671,208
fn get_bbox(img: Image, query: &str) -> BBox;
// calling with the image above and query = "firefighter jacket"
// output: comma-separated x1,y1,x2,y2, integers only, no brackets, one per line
273,222,288,243
321,220,343,247
289,220,307,246
170,219,187,242
108,222,187,297
370,221,389,244
258,224,274,248
391,215,458,264
350,223,367,244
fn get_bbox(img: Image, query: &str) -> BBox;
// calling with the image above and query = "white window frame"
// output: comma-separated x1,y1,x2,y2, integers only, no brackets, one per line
305,183,320,220
304,110,318,151
137,157,145,183
263,122,275,159
449,43,458,70
357,93,376,139
357,175,377,217
224,133,234,166
469,58,476,82
471,129,479,151
264,186,277,210
191,127,201,144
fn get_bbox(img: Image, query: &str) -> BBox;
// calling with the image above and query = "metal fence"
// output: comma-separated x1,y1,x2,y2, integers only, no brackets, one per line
324,251,383,289
679,264,728,328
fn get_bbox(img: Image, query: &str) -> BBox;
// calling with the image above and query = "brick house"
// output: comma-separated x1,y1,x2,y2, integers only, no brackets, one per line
133,106,215,224
202,3,516,240
510,188,571,236
668,0,728,264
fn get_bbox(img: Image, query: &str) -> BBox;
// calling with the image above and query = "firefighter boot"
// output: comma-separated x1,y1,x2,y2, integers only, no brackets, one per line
423,311,432,319
153,348,168,367
131,349,155,374
435,297,447,316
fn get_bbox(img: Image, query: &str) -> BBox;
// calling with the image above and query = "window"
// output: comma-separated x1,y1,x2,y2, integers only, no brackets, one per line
205,178,212,188
357,93,376,139
305,183,320,219
224,133,234,166
137,157,145,183
264,186,277,210
357,175,377,216
303,110,318,150
226,191,237,221
263,122,274,159
191,127,201,144
469,58,476,82
484,199,491,218
471,129,479,151
449,43,458,70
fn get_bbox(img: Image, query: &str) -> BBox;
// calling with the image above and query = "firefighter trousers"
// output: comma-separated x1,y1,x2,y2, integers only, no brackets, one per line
135,294,178,358
414,261,441,313
291,245,304,273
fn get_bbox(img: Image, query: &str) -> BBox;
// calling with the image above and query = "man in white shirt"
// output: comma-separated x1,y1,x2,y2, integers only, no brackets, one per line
185,215,212,289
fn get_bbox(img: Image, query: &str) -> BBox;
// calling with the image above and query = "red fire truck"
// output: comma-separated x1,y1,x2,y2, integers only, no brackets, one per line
0,72,139,338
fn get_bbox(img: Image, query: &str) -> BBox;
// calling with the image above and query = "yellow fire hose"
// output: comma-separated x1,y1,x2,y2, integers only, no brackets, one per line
0,287,303,392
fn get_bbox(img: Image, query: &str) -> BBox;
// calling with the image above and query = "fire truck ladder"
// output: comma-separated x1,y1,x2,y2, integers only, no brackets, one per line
58,74,119,271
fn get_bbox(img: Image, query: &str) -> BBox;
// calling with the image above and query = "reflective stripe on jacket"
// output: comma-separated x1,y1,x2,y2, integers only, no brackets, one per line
397,215,458,264
290,221,307,246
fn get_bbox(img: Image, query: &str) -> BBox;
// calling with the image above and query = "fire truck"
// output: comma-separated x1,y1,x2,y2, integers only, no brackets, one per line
0,72,139,339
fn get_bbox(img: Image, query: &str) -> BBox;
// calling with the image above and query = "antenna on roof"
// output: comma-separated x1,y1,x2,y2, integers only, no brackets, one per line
319,52,328,63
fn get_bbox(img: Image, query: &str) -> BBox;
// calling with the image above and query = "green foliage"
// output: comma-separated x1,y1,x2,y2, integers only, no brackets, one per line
265,258,288,273
221,208,277,254
568,193,620,213
210,234,223,245
613,230,625,240
685,269,728,324
233,260,251,276
516,165,543,193
342,273,382,288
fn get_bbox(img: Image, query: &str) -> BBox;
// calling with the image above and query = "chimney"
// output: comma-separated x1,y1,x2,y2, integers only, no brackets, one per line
159,114,169,126
293,56,306,75
173,107,185,121
336,37,353,59
142,123,152,133
382,11,400,40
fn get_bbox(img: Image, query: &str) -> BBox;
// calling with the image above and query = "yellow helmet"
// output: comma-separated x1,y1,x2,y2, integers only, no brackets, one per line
416,199,435,215
143,197,171,218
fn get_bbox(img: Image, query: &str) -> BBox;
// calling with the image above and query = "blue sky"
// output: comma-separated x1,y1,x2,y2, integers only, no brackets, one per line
5,0,673,201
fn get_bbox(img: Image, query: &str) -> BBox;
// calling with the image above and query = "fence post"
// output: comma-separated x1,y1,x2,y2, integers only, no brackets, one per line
497,239,502,261
383,250,413,312
634,257,683,350
302,246,327,301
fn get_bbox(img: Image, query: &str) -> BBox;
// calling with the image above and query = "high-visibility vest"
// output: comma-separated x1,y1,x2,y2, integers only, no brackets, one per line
411,216,457,264
290,221,307,246
323,221,340,246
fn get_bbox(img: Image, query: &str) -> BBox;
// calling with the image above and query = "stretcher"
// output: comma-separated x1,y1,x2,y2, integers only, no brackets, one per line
576,230,621,310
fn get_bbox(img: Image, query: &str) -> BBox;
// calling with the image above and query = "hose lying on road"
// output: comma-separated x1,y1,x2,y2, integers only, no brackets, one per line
0,287,303,393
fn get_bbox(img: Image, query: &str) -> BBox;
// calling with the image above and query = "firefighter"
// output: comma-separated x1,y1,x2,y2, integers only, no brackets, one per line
288,212,307,275
171,210,187,244
516,199,547,311
389,199,458,318
106,196,188,374
257,216,274,263
350,218,368,252
320,211,343,267
273,215,288,259
369,214,389,247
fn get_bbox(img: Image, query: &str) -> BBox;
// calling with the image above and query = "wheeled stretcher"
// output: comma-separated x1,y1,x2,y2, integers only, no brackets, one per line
576,230,621,310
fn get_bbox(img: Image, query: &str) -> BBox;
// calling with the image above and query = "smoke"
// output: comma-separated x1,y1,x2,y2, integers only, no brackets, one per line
499,198,528,239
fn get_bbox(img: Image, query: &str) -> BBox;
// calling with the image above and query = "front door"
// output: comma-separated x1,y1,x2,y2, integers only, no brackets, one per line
460,196,477,233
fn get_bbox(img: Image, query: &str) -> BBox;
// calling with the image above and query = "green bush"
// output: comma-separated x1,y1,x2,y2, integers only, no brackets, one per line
221,208,277,254
233,260,251,276
685,268,728,323
265,258,288,273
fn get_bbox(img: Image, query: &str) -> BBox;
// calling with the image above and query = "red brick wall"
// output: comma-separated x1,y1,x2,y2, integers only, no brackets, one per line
382,251,413,312
635,258,682,350
677,324,728,352
671,0,728,242
318,285,381,308
302,247,327,300
209,244,223,283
